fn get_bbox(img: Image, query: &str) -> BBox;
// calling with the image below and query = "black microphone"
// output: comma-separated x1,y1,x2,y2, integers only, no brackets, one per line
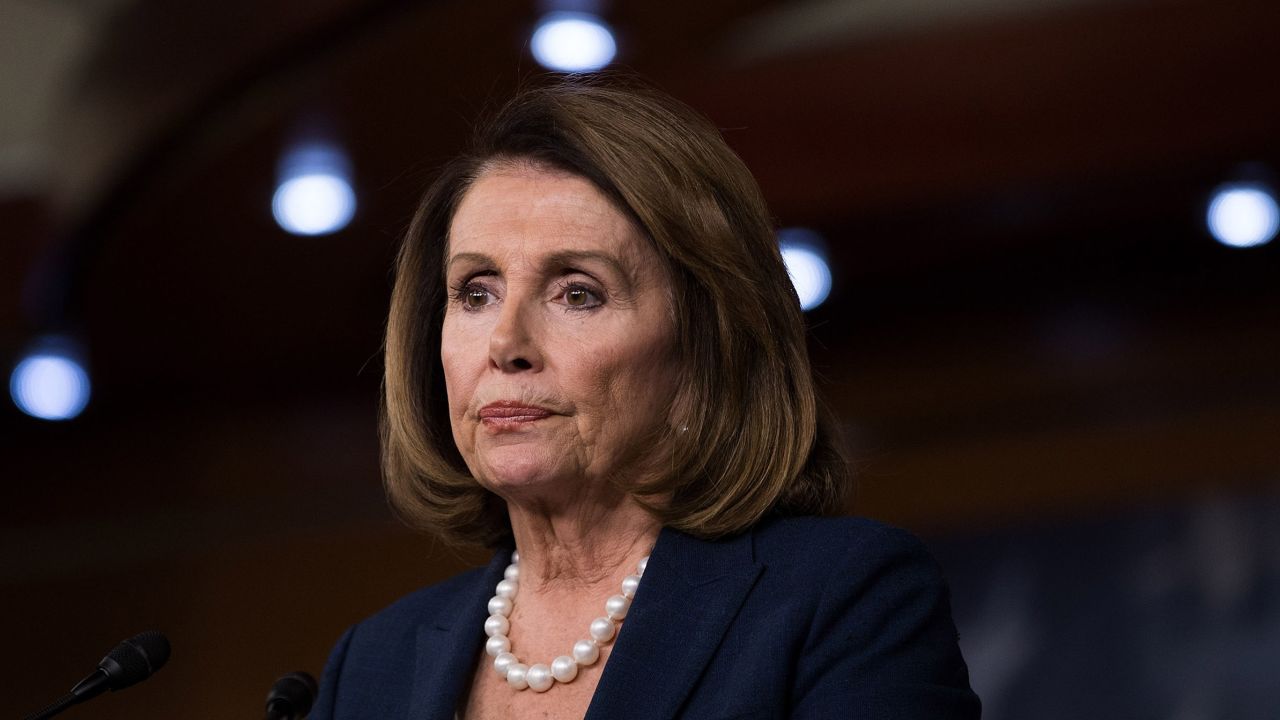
264,671,318,720
24,631,171,720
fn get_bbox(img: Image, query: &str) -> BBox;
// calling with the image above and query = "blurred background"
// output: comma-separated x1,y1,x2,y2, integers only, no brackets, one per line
3,0,1279,717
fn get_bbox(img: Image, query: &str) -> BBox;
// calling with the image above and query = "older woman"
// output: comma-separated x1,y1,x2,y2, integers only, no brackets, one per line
311,78,980,719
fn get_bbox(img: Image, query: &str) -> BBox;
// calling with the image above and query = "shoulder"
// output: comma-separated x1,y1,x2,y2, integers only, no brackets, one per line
750,517,963,669
750,514,937,574
746,514,951,628
749,514,950,615
743,516,979,716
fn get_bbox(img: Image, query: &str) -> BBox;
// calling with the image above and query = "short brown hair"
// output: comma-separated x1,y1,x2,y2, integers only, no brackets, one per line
382,76,849,547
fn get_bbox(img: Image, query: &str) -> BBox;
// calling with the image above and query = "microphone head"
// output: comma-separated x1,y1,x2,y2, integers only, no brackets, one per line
267,671,318,718
100,631,170,690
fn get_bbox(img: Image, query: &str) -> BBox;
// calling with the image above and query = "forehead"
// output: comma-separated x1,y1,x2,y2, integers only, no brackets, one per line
447,166,647,260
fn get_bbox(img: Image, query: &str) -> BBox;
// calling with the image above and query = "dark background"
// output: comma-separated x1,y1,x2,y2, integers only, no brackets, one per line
3,0,1278,718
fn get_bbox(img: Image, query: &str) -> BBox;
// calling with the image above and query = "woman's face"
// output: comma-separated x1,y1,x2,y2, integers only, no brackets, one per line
441,165,677,506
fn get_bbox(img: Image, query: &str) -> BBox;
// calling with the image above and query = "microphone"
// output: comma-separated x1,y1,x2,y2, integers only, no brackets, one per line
24,631,171,720
264,671,318,720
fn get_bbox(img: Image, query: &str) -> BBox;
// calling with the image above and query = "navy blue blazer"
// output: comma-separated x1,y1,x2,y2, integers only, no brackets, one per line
310,515,980,719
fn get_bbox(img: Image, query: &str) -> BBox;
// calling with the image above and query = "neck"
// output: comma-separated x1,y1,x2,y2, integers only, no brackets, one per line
506,494,659,594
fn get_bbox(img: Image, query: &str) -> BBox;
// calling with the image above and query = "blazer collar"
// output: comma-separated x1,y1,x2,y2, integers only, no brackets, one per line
584,525,763,719
408,526,763,720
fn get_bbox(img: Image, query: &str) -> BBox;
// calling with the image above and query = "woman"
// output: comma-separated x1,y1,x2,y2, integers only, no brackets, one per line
311,77,980,719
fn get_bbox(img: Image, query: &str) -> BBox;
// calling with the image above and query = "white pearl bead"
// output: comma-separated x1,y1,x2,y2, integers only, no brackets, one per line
511,550,520,563
496,579,518,599
506,663,528,690
485,635,510,657
551,655,578,682
605,594,630,621
621,574,640,599
589,617,616,644
572,639,599,665
526,663,553,692
637,556,648,575
504,563,520,581
493,651,516,677
488,595,512,617
484,614,509,637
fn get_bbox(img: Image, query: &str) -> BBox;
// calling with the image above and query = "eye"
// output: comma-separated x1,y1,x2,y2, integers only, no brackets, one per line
464,286,490,308
557,282,603,310
450,280,495,310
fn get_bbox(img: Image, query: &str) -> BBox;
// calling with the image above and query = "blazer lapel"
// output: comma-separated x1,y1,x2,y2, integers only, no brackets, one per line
409,549,511,720
584,526,763,720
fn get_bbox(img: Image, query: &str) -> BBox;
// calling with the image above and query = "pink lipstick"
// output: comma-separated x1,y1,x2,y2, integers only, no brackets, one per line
479,402,553,428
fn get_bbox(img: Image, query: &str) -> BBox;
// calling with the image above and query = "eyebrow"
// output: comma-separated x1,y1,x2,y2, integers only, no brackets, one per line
444,252,492,275
444,249,636,285
544,250,633,283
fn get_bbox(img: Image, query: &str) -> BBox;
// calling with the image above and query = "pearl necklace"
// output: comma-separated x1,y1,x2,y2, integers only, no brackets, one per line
483,550,649,692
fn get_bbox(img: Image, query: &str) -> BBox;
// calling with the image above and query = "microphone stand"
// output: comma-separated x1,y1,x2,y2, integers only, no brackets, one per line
23,693,78,720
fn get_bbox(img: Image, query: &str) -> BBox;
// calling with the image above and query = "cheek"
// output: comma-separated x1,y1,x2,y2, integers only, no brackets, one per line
440,348,462,413
440,321,479,419
582,326,677,422
440,342,481,468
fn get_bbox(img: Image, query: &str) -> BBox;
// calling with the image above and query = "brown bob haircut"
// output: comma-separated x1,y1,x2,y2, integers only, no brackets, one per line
382,76,849,548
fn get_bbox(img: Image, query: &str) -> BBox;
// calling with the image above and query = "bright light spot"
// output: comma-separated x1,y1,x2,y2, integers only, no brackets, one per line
779,229,832,311
273,144,355,236
272,173,356,236
531,12,617,72
10,351,91,421
1207,183,1279,248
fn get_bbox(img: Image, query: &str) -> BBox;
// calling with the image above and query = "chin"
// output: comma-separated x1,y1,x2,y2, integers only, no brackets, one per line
475,447,572,495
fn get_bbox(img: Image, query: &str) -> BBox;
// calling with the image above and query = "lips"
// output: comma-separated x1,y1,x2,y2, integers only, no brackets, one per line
478,401,553,425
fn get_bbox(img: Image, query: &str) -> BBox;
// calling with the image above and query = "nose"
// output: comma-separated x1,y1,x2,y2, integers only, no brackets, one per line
488,294,543,373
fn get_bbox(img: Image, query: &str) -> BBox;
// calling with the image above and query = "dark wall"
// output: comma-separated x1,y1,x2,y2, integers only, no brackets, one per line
3,1,1279,718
